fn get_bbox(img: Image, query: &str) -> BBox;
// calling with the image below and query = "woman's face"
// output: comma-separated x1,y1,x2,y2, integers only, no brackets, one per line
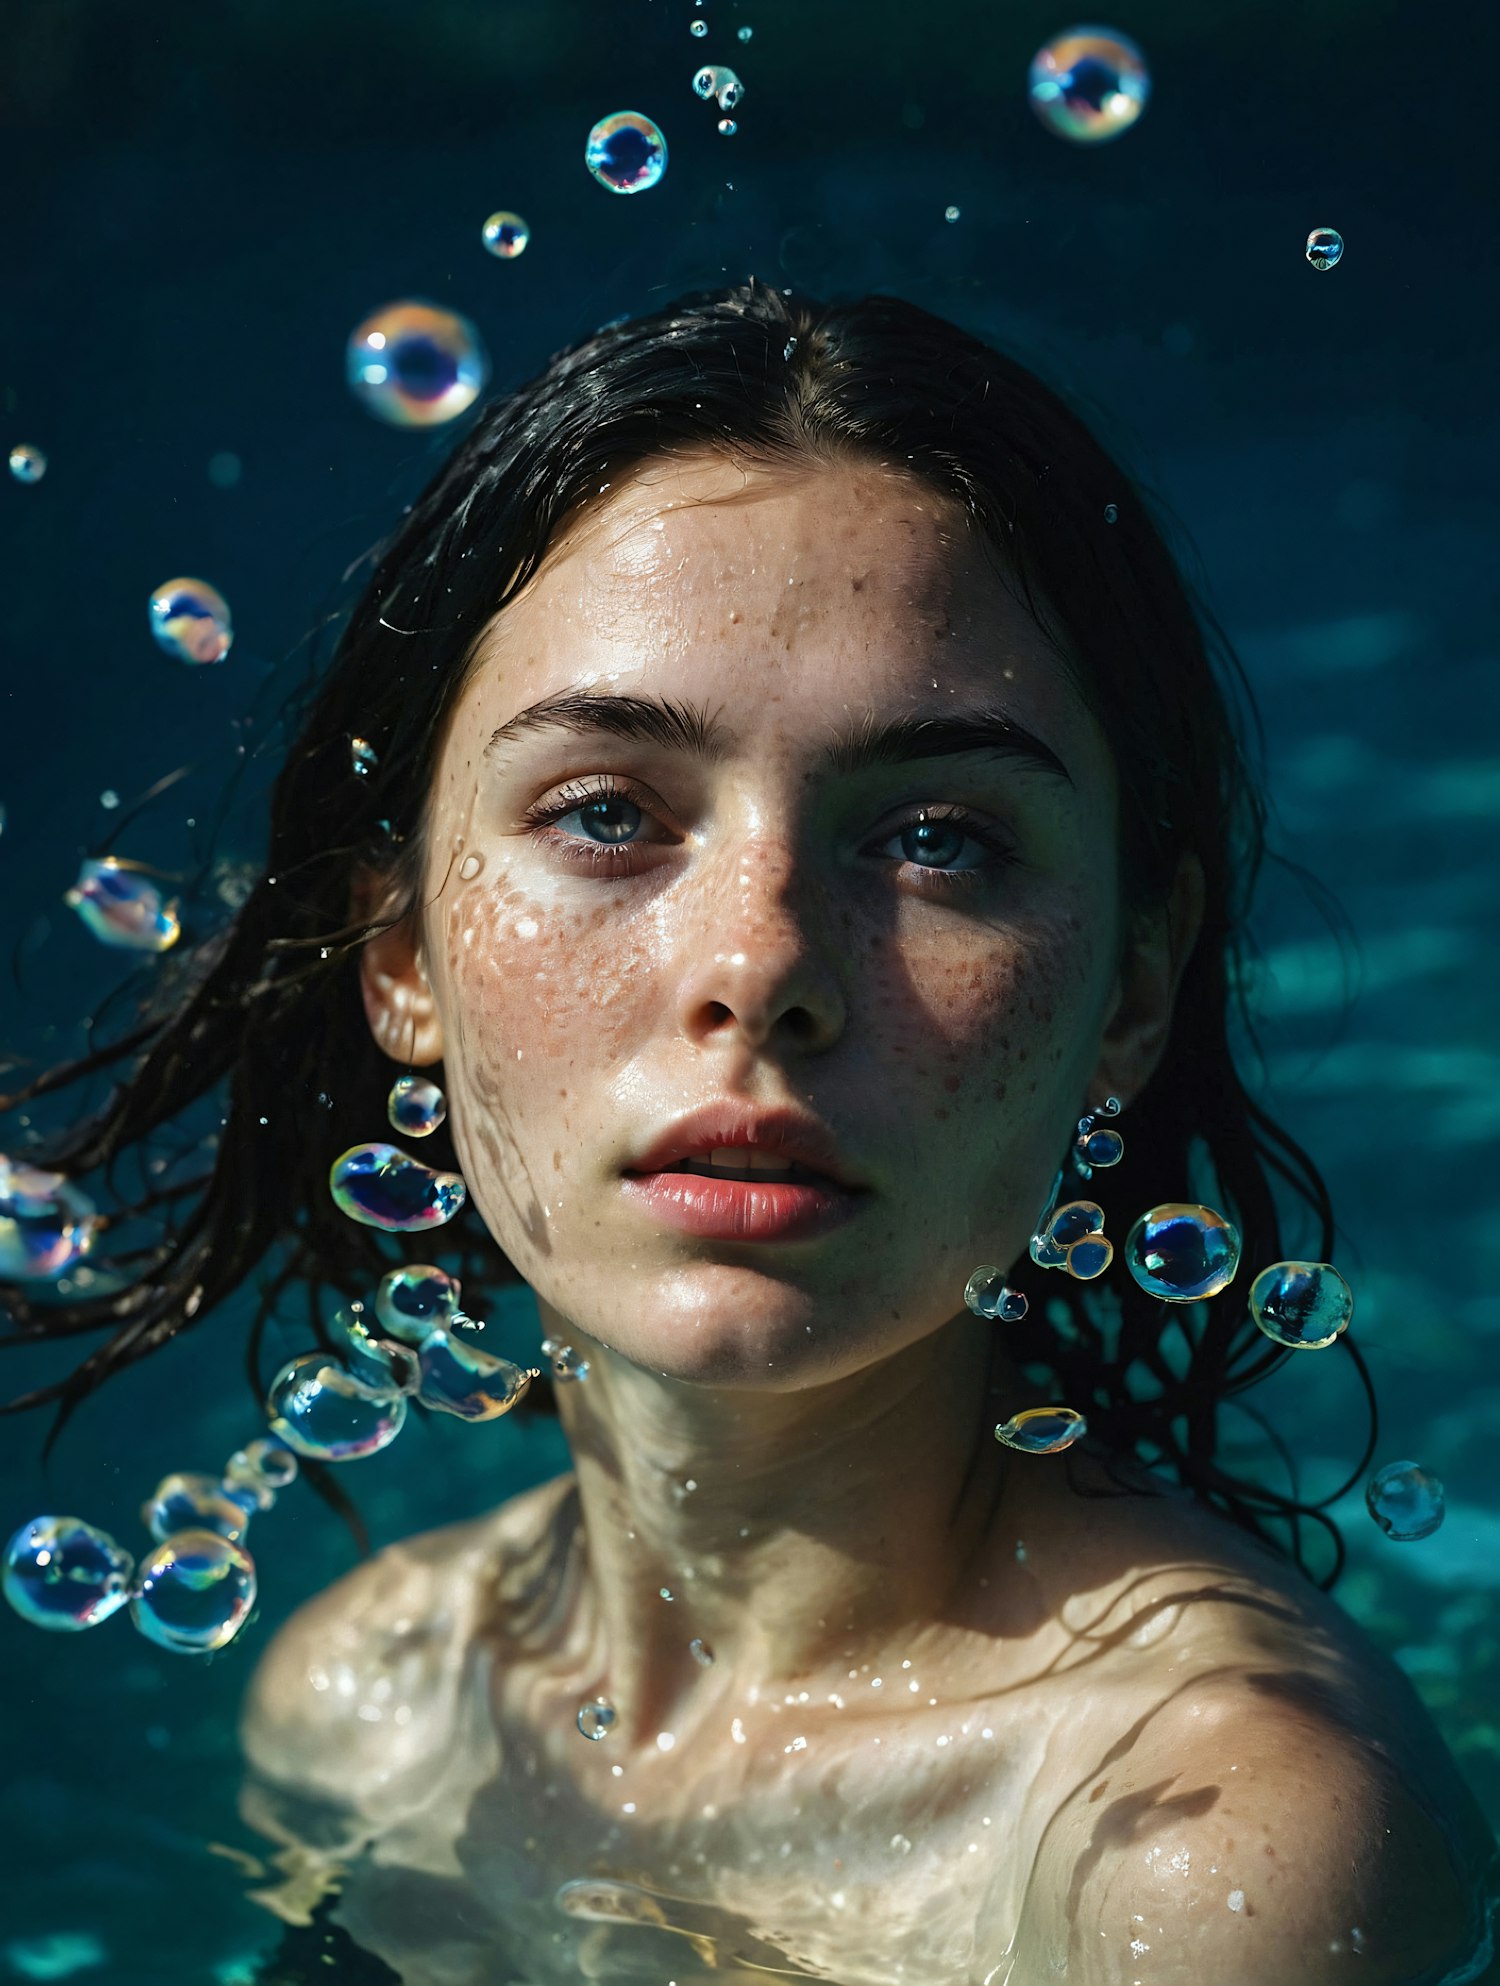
367,449,1152,1389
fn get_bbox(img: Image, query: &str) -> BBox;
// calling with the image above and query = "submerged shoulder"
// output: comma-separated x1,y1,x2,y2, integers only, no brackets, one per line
238,1472,575,1807
1011,1681,1483,1984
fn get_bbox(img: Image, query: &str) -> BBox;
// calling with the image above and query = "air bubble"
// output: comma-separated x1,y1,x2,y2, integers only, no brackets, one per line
0,1154,99,1281
266,1352,408,1460
149,577,233,665
8,444,46,484
995,1406,1086,1455
65,858,181,953
375,1263,462,1345
1028,27,1150,144
1249,1261,1354,1350
2,1517,134,1631
329,1143,466,1231
1124,1204,1240,1302
1306,227,1344,271
346,300,489,428
387,1074,447,1138
481,211,530,258
963,1267,1028,1322
585,111,668,194
141,1472,252,1546
130,1529,256,1654
578,1697,617,1740
1366,1461,1444,1541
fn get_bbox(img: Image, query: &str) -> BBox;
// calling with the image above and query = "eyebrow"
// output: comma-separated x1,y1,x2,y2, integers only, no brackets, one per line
485,690,1073,787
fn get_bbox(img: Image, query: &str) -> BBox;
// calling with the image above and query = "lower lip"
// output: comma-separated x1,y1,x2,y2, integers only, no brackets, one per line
619,1170,865,1240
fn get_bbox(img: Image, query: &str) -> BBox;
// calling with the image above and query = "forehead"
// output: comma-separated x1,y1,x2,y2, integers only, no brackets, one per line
457,450,1109,787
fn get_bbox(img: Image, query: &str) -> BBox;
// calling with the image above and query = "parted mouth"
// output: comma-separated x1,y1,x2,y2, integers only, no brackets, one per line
623,1105,870,1191
629,1152,838,1185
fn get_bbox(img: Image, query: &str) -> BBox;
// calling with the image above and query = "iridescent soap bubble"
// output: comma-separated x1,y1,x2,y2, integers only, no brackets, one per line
148,576,233,665
3,1516,134,1631
266,1352,408,1460
346,301,490,428
387,1074,447,1138
1028,27,1150,144
0,1155,99,1282
9,444,47,484
1064,1235,1113,1280
1366,1460,1444,1542
1124,1203,1240,1303
577,1697,617,1740
329,1143,466,1231
375,1263,462,1346
332,1303,423,1396
1249,1261,1354,1350
141,1471,251,1546
585,111,668,194
130,1529,256,1654
350,736,378,778
416,1333,535,1421
65,858,181,953
1030,1199,1104,1268
995,1406,1087,1455
692,64,744,110
1306,227,1344,271
963,1267,1028,1322
481,211,530,258
222,1438,298,1513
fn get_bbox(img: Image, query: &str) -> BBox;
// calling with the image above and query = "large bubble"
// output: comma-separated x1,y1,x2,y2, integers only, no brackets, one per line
265,1352,408,1460
1028,27,1150,144
2,1516,134,1631
130,1529,257,1654
375,1263,462,1345
0,1154,99,1282
1124,1203,1241,1303
346,301,490,428
329,1143,466,1231
585,111,668,194
64,858,181,953
1249,1261,1354,1350
148,577,234,665
416,1334,535,1421
1366,1461,1445,1542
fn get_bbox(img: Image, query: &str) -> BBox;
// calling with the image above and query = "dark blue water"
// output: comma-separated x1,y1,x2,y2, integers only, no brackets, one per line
2,1,1496,1978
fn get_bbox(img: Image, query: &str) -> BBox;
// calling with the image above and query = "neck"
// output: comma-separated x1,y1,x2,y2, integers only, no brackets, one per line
533,1300,1016,1746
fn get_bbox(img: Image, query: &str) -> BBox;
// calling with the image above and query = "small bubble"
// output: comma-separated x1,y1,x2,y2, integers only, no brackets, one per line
1227,1889,1245,1913
994,1406,1086,1455
1306,226,1343,271
1366,1460,1444,1541
737,24,752,40
690,17,707,33
577,1697,616,1741
944,205,960,222
689,1637,715,1666
149,577,232,665
718,118,737,134
660,1587,676,1602
1103,503,1119,523
99,790,120,810
481,210,530,259
8,443,47,484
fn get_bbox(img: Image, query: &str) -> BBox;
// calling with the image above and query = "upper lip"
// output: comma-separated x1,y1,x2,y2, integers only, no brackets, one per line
623,1104,870,1190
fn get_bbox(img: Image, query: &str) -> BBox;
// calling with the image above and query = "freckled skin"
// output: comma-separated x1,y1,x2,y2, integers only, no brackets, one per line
240,453,1493,1982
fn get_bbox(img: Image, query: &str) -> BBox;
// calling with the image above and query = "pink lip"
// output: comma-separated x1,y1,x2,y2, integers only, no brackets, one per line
619,1169,866,1241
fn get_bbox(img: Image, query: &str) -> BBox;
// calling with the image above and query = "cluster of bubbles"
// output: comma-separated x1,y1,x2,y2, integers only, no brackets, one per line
387,1074,447,1138
0,1153,100,1282
2,1436,294,1653
329,1142,467,1231
481,211,530,259
8,444,46,484
692,63,744,137
346,300,491,428
149,576,233,665
1027,27,1151,144
65,857,181,953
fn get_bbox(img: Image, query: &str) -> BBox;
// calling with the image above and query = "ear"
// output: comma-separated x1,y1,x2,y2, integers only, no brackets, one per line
352,868,445,1067
1087,851,1205,1111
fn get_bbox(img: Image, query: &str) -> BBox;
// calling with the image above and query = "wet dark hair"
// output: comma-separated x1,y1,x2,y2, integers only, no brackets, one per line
0,276,1373,1582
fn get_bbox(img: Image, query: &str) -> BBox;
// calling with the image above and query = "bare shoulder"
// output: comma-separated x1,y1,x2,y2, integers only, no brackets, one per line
989,1449,1498,1983
238,1470,576,1809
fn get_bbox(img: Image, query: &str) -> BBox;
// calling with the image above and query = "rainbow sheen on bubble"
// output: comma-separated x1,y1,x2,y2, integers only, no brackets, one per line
0,1155,99,1282
1064,1235,1113,1280
1079,1127,1124,1167
963,1266,1029,1322
346,300,490,428
141,1471,252,1546
1249,1261,1354,1350
387,1074,447,1137
481,211,530,258
221,1438,297,1513
329,1143,466,1231
130,1529,256,1654
266,1352,408,1460
1366,1460,1444,1541
375,1263,462,1345
332,1303,423,1396
1306,227,1344,271
1124,1203,1241,1303
416,1334,535,1421
9,444,47,485
585,111,668,194
3,1516,134,1631
1030,1198,1105,1268
65,858,181,953
692,65,744,110
995,1406,1087,1455
148,576,234,665
1028,27,1150,144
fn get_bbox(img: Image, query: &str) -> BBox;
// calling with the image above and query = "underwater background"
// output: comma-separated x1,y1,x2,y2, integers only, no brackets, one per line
1,0,1497,1978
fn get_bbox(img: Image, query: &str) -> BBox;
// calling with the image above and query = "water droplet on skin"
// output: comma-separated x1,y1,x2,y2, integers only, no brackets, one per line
1028,27,1151,145
346,301,489,428
577,1697,617,1740
689,1637,715,1666
148,576,233,664
585,111,668,194
1366,1460,1445,1541
458,852,482,880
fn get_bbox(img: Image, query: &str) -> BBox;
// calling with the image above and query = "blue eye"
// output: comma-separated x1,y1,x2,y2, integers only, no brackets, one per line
521,779,1014,891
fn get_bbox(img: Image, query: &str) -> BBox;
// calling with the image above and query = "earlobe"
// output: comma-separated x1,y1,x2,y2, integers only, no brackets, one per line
358,915,446,1066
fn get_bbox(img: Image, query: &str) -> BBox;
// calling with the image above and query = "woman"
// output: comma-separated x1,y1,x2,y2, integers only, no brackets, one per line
3,280,1495,1983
